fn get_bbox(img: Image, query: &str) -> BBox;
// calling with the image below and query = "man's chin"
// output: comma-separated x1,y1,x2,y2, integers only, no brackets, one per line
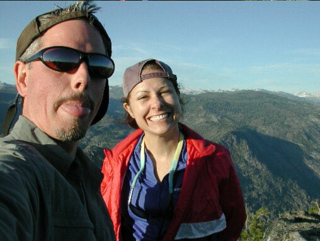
55,121,88,142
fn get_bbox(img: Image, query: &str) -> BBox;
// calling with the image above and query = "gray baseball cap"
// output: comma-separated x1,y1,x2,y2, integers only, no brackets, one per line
123,59,177,98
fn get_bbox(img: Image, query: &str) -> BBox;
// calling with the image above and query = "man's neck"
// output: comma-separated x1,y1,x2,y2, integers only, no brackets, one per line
57,140,79,159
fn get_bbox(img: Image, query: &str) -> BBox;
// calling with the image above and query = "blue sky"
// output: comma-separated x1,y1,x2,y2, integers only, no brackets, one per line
0,1,319,94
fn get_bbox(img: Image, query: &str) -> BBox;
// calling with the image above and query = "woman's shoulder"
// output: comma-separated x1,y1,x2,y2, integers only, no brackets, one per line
105,129,143,156
180,123,231,157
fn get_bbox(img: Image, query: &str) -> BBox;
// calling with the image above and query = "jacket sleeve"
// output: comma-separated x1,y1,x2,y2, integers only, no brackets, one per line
217,150,246,241
101,149,113,197
0,156,36,241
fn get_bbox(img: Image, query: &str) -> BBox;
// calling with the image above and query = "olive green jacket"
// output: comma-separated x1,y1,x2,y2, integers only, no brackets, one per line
0,116,115,241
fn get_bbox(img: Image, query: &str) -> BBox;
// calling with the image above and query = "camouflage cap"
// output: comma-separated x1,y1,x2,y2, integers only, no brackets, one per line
15,4,112,126
16,8,112,60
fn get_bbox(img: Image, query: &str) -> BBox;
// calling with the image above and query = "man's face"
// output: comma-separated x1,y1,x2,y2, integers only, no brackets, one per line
17,20,107,142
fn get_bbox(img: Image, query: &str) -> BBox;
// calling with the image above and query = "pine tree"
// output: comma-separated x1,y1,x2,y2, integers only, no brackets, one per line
308,199,320,215
240,207,270,241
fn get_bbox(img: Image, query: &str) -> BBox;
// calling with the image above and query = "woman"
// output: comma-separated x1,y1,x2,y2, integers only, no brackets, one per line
101,59,246,241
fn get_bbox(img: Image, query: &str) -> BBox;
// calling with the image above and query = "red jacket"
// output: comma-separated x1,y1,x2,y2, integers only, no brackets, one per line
101,124,246,240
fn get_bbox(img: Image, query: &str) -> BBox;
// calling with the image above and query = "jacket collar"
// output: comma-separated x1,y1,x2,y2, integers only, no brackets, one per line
10,116,75,176
109,123,216,158
179,123,216,157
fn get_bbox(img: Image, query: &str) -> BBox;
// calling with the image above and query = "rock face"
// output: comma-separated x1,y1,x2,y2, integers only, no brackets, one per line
263,211,320,241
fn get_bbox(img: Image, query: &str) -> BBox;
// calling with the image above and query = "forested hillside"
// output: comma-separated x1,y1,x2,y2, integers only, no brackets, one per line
181,90,320,215
1,85,320,217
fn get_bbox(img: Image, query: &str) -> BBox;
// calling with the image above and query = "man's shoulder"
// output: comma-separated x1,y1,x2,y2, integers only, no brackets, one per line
0,138,43,189
0,136,38,156
0,137,46,173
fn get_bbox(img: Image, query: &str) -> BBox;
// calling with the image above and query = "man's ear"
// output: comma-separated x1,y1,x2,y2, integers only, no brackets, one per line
123,102,134,118
14,61,28,97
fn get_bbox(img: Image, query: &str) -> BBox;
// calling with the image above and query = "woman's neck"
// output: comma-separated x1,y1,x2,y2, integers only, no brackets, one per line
143,127,181,181
144,129,180,159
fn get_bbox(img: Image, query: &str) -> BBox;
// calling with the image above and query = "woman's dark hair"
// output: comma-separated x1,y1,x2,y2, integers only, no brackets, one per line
122,61,183,129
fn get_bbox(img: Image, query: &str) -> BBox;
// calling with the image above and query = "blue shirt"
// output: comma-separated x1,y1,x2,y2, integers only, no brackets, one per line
121,134,187,241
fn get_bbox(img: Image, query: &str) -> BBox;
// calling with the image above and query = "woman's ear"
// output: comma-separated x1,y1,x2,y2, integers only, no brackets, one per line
14,61,28,97
123,102,134,118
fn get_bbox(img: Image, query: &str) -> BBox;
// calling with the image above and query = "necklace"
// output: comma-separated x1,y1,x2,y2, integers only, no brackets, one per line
128,132,184,205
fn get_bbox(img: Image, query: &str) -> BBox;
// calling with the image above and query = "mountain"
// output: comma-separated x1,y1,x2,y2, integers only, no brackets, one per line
1,84,320,217
0,82,17,131
181,90,320,214
258,89,320,106
181,87,320,106
0,81,16,92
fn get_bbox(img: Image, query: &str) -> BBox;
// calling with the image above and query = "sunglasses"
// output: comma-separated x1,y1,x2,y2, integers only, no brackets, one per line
25,46,115,79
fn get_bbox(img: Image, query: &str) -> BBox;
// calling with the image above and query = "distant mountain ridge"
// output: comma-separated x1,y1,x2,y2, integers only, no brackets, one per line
180,87,320,106
0,82,16,93
2,81,320,105
1,83,320,217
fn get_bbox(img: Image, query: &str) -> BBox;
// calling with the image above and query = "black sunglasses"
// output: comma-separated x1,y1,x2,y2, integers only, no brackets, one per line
25,46,115,79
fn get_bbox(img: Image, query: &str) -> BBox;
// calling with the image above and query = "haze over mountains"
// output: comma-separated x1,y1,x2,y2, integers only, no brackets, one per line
1,82,320,217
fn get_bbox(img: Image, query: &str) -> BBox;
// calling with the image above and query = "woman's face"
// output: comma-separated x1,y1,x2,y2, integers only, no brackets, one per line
123,68,182,137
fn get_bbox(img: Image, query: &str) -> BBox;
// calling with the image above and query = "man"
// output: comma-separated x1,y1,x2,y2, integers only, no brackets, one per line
0,1,116,240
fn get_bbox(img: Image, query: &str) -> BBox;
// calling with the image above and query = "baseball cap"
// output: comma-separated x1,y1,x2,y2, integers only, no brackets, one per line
16,4,111,126
123,59,177,98
16,8,112,60
3,3,112,135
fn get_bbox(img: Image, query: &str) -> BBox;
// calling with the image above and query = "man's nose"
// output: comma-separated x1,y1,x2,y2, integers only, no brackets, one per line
71,61,90,91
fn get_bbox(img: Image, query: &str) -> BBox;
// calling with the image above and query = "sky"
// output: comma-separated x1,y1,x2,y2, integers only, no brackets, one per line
0,1,319,94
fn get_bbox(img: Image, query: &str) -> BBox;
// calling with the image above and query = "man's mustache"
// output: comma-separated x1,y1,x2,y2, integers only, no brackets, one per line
54,93,94,111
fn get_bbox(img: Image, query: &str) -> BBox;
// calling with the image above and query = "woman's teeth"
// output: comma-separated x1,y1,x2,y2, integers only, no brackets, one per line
150,113,168,121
